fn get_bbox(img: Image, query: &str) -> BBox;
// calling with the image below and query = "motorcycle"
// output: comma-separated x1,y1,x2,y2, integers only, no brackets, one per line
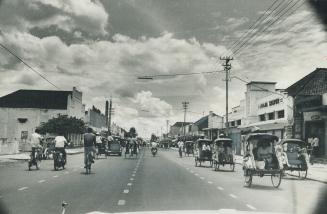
53,150,66,170
151,147,158,157
28,148,42,170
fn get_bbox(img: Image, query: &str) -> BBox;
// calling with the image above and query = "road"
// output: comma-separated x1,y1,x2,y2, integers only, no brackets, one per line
0,148,326,214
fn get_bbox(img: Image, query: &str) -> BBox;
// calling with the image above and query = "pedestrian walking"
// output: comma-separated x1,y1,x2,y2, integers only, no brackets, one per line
312,136,320,157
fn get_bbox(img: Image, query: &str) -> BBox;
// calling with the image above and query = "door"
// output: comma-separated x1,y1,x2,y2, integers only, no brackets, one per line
305,121,325,156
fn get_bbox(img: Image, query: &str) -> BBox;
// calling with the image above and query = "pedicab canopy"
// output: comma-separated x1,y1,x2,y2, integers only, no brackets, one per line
214,138,233,145
278,139,307,147
196,139,212,146
245,133,279,142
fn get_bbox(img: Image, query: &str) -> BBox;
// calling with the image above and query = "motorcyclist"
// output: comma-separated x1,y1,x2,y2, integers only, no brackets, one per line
30,129,43,162
83,127,96,167
54,134,67,164
95,132,103,152
151,141,158,154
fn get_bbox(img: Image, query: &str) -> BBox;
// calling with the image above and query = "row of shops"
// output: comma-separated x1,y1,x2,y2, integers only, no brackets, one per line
170,68,327,157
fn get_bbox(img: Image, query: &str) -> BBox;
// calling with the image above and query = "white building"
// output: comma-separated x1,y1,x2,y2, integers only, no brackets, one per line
0,87,84,152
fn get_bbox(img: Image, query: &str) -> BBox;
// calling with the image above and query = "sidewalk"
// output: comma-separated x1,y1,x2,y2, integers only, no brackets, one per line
0,147,84,163
235,155,327,183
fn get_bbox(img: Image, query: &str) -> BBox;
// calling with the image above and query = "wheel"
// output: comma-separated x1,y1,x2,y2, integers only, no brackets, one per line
230,164,235,172
244,170,252,187
199,161,202,167
214,162,219,171
195,159,198,167
54,162,58,171
298,169,308,179
36,162,39,170
271,172,282,188
28,162,31,171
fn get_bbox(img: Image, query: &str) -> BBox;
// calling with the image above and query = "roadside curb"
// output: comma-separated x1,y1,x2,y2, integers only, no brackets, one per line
286,172,327,184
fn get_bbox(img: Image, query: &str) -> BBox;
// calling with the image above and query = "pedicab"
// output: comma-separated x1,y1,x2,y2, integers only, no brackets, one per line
194,139,213,167
96,138,108,159
184,141,195,156
242,133,283,188
213,138,235,171
276,139,309,179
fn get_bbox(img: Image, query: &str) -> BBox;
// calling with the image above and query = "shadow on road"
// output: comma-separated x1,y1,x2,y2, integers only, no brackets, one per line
248,184,283,191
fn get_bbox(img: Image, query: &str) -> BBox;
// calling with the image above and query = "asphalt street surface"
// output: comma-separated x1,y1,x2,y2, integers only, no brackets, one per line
0,148,326,214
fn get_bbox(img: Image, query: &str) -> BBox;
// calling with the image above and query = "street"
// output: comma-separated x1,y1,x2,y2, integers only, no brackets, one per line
0,148,326,214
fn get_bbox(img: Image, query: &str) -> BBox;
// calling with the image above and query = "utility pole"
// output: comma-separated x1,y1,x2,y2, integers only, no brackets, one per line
166,120,169,136
220,56,233,136
105,100,109,127
182,101,189,142
108,98,114,135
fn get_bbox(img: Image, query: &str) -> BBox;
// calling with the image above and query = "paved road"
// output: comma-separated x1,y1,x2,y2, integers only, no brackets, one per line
0,148,326,214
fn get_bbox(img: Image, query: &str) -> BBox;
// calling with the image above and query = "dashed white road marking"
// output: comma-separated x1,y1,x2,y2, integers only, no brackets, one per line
200,177,205,180
190,170,194,173
80,166,83,169
127,183,133,186
186,167,189,170
208,181,213,184
130,178,134,181
117,200,126,205
53,175,59,178
132,174,136,177
73,169,78,172
195,173,199,176
217,186,224,191
229,194,237,199
246,204,257,210
18,187,28,191
123,189,129,193
38,180,46,183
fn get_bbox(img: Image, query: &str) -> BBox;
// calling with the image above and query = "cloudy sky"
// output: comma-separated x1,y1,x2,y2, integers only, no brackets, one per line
0,0,326,137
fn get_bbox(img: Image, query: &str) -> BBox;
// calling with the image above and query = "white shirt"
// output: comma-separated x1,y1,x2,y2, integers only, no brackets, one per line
151,142,158,148
54,136,67,148
178,141,184,148
313,137,319,147
30,133,42,147
96,136,102,144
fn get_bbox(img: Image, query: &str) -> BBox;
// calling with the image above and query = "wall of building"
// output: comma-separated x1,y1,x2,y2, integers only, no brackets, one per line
67,87,84,119
84,108,107,132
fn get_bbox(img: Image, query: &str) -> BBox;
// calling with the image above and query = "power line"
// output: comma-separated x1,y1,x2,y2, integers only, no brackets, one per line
0,42,60,90
137,70,224,79
234,0,305,56
226,0,282,54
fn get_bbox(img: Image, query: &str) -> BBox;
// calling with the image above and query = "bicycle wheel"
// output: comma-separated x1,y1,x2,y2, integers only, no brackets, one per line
244,170,252,187
298,169,308,179
271,172,282,188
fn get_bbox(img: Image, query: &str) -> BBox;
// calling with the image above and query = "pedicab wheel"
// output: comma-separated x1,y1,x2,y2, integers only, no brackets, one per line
199,161,202,167
271,172,282,188
230,163,235,172
214,162,219,171
210,161,213,168
244,170,252,187
298,169,308,179
54,163,58,171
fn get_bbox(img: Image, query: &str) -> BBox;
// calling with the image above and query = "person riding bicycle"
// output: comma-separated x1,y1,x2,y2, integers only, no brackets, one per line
151,141,158,149
54,134,67,163
30,129,43,162
84,128,96,167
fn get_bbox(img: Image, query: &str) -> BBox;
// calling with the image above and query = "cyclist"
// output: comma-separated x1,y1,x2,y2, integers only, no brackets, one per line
54,133,67,163
30,129,43,162
83,128,96,167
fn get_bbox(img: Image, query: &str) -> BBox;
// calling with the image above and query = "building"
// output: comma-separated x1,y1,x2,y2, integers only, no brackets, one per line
169,122,191,138
191,115,209,136
84,106,107,133
0,87,84,152
203,111,224,140
286,68,327,157
224,81,293,154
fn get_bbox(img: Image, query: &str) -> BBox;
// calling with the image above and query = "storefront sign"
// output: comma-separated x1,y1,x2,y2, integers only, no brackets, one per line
304,111,322,121
311,115,321,120
258,98,283,109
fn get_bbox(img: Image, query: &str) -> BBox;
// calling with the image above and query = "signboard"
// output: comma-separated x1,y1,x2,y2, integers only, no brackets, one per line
21,131,28,140
259,98,283,109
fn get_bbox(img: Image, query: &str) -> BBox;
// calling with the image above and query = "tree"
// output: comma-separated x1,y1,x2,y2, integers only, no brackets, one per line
37,115,85,136
128,127,137,138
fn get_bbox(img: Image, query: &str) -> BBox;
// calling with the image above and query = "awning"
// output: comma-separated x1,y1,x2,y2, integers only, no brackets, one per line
239,120,289,132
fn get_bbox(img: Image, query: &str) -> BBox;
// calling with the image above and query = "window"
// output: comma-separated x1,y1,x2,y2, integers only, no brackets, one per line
268,112,275,120
277,110,285,119
259,114,266,121
237,120,241,125
231,121,235,127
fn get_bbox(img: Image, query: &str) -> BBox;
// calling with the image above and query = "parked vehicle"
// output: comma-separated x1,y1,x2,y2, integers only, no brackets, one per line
276,139,309,179
184,141,195,157
213,138,235,171
194,139,213,167
53,150,66,170
108,140,122,156
242,133,282,188
28,147,42,170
